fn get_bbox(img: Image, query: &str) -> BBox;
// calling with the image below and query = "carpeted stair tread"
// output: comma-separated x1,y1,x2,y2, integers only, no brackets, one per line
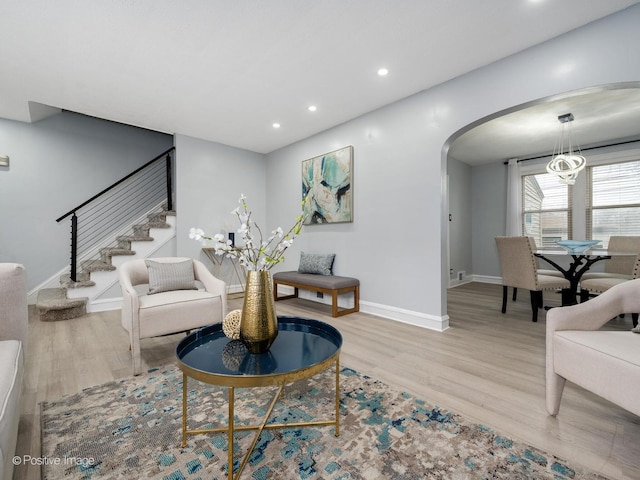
136,221,170,230
117,234,153,244
132,225,156,236
81,260,116,272
100,247,136,257
148,212,171,222
60,272,95,289
147,222,170,229
36,288,88,321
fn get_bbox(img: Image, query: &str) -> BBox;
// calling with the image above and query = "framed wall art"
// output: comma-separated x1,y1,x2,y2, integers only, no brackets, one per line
302,146,353,224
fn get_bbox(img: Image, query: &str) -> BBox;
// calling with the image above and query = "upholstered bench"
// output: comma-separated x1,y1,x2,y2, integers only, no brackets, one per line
273,271,359,317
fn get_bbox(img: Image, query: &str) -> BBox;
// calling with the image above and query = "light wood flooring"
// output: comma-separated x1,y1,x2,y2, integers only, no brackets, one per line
14,282,640,480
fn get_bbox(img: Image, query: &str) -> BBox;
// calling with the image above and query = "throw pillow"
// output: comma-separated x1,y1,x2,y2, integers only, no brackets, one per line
145,259,198,294
298,252,335,276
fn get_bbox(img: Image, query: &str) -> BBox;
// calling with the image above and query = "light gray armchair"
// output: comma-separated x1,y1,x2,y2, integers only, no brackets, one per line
119,257,227,374
546,278,640,417
0,263,28,480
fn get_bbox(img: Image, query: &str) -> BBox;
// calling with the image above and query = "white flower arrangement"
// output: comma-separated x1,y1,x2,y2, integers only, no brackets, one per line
190,194,308,271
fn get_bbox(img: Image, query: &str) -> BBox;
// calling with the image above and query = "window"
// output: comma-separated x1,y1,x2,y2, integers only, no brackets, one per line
516,153,640,249
522,173,571,249
587,160,640,248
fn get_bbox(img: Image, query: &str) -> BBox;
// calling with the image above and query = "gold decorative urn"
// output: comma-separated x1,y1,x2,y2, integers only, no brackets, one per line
239,271,278,354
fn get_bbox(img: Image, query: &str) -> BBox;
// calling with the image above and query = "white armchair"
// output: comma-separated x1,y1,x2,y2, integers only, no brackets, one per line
119,257,227,374
546,278,640,417
0,263,28,480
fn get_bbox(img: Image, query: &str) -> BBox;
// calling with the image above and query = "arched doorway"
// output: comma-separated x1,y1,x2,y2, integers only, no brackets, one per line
443,83,640,296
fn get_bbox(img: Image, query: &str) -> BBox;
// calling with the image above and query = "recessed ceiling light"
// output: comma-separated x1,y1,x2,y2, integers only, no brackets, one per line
308,105,317,112
272,123,281,129
377,68,389,76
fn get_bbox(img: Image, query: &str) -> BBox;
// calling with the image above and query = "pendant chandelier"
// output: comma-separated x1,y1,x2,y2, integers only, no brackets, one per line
546,113,586,185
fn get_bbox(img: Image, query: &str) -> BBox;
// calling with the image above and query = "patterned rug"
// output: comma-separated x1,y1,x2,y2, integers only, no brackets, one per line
41,364,606,480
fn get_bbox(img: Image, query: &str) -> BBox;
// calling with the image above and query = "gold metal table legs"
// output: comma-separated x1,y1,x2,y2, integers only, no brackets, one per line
181,357,341,480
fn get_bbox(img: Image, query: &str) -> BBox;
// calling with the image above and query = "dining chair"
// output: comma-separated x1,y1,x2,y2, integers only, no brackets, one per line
506,237,563,303
581,235,640,281
527,237,564,278
579,254,640,327
495,236,570,322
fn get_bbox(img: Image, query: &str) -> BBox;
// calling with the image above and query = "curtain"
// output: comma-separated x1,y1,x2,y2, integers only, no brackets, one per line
505,158,522,236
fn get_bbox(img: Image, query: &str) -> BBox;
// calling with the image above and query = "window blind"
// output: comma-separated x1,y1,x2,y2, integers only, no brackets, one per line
586,159,640,248
521,173,572,249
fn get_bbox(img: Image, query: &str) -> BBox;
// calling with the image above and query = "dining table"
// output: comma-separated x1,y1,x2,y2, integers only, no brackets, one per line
534,248,635,306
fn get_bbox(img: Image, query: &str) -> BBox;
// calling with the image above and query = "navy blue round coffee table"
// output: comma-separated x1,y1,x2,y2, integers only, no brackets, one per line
176,315,343,480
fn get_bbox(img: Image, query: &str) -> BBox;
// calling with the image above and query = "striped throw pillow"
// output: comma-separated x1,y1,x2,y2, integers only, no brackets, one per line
145,259,198,294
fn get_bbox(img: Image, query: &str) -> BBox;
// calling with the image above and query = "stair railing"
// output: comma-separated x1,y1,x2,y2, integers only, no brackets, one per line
56,147,175,282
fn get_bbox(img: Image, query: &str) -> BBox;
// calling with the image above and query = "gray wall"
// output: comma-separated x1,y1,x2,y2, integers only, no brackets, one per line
471,163,507,279
174,134,267,267
263,5,640,327
2,6,639,323
447,157,472,281
0,111,173,289
265,98,444,326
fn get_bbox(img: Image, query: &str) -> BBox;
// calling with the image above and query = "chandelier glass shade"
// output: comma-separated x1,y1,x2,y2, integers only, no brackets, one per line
546,113,586,185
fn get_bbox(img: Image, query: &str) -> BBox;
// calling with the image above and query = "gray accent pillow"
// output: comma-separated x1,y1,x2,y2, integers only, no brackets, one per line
145,259,198,294
298,252,335,276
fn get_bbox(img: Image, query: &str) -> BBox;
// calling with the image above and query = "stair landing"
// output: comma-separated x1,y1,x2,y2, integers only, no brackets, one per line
36,288,88,321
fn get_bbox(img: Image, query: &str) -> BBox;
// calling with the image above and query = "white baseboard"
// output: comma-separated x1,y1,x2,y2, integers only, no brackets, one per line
275,285,449,331
90,296,123,312
448,275,474,288
360,300,449,332
93,283,452,333
471,274,502,285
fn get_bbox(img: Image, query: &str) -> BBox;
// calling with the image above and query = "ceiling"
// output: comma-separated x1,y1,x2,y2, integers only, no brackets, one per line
448,85,640,165
1,0,639,154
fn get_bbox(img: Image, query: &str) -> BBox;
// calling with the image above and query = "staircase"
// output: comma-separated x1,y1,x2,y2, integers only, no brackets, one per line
36,208,176,321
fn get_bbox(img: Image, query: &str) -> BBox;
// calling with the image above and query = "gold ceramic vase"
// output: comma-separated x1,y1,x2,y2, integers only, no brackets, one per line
240,270,278,354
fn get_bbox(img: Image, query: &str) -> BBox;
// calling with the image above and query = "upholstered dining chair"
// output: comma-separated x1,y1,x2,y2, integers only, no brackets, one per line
579,254,640,327
119,257,227,374
580,236,640,281
527,236,564,278
495,236,570,322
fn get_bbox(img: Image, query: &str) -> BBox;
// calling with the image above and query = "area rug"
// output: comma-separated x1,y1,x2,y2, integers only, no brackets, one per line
41,364,606,480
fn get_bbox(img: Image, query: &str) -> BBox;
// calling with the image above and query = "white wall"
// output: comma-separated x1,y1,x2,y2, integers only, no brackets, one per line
174,134,267,267
263,5,640,330
0,111,173,289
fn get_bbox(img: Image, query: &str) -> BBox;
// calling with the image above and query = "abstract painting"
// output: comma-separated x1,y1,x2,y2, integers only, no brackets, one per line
302,146,353,224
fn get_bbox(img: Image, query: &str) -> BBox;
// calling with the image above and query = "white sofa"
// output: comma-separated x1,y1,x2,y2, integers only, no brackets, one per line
0,263,28,480
546,278,640,417
119,257,227,375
